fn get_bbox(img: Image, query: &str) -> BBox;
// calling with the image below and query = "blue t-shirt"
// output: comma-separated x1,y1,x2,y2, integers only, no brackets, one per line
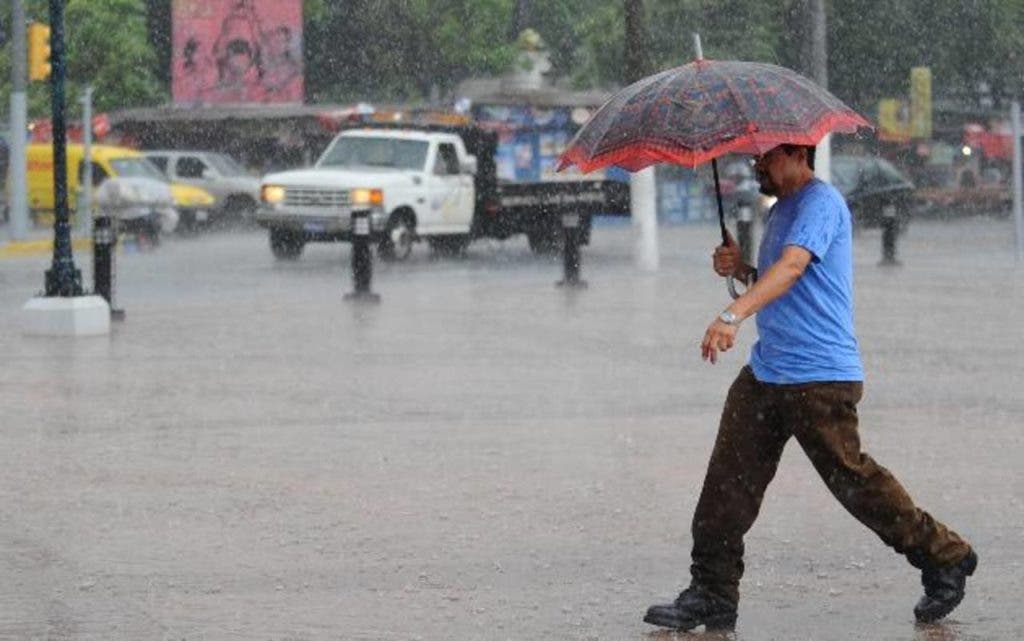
749,178,863,383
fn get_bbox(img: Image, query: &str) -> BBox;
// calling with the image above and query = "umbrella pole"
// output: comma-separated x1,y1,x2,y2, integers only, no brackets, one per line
711,158,728,244
712,157,742,300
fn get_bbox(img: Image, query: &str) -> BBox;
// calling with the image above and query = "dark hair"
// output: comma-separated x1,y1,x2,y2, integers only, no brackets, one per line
781,144,816,171
217,38,263,82
225,39,253,57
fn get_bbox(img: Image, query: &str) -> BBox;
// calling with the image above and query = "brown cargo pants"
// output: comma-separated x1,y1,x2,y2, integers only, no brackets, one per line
690,366,971,604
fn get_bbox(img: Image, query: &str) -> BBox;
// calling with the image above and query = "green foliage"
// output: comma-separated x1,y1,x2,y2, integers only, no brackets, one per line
572,2,625,87
829,0,1024,112
546,0,787,89
0,0,165,122
303,0,518,103
648,0,781,66
4,0,1024,116
65,0,166,112
560,0,1024,111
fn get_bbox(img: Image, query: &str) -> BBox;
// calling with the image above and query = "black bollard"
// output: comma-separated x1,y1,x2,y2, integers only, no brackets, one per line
344,210,380,302
92,214,125,320
879,203,901,266
556,212,587,289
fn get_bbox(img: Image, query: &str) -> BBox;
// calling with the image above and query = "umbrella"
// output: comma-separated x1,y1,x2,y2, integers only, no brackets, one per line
558,41,872,296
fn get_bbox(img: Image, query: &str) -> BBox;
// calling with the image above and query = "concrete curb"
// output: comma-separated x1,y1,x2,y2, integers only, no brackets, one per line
0,238,93,259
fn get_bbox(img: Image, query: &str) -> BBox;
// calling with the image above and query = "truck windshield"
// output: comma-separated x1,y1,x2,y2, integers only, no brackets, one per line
110,157,169,182
206,153,248,176
319,137,429,171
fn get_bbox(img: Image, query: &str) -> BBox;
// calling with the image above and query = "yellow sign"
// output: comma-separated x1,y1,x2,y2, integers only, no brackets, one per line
877,98,910,142
909,67,932,139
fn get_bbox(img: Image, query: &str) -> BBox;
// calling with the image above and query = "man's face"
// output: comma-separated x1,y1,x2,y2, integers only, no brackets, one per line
223,39,255,78
752,146,790,196
227,51,253,75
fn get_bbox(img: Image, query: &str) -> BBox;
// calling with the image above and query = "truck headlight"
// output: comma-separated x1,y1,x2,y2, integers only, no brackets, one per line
351,188,383,207
261,185,286,204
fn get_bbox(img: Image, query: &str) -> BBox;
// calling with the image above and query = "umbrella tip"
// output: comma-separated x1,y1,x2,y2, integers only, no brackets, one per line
692,33,703,60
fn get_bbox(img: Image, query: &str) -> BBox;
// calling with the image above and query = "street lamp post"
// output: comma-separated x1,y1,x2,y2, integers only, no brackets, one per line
43,0,82,297
21,0,108,335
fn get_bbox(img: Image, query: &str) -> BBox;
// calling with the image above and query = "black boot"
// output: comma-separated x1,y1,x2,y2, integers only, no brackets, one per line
643,585,738,631
914,549,978,623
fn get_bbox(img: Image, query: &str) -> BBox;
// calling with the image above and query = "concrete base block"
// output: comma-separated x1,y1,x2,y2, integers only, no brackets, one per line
22,295,111,336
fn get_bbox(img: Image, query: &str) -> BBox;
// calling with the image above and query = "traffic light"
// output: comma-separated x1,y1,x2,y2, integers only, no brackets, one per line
28,22,51,82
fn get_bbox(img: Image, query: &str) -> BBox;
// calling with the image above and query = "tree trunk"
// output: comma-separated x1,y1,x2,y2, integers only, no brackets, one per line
510,0,531,39
624,0,651,84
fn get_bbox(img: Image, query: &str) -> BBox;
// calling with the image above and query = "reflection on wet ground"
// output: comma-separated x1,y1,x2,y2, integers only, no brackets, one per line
639,622,970,641
639,623,966,641
915,622,963,641
645,629,735,641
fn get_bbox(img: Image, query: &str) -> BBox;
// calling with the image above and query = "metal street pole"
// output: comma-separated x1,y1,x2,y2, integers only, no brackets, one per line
1012,100,1023,264
807,0,831,183
77,85,93,238
43,0,82,296
8,0,29,240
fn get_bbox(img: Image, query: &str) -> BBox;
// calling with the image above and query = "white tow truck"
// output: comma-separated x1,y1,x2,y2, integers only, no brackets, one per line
256,124,628,261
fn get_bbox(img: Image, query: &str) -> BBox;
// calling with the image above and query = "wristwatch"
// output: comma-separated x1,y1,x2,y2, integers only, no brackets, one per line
718,310,741,326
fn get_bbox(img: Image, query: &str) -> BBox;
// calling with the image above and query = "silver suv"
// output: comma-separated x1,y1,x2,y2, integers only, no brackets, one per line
144,151,260,228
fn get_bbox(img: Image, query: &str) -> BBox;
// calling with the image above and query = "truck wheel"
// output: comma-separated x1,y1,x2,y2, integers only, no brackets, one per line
527,227,562,255
270,229,304,260
378,213,415,262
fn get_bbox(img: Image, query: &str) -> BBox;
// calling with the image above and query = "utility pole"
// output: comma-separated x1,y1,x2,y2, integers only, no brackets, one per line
43,0,82,296
8,0,29,240
806,0,831,182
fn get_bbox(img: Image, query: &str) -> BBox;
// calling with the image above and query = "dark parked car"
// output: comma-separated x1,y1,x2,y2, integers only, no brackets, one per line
831,154,915,230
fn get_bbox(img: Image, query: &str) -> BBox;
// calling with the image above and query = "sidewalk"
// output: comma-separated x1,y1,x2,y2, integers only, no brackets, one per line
0,220,93,259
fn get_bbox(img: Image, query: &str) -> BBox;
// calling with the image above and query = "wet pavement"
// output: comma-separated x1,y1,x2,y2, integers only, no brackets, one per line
1,218,1021,640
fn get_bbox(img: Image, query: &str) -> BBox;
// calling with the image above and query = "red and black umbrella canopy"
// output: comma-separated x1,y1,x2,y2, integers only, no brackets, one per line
558,59,871,173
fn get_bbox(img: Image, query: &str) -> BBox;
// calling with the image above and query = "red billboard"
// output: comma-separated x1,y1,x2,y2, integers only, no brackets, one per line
172,0,304,105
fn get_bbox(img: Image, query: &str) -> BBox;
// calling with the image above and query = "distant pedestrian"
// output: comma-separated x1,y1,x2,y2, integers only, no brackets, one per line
644,144,976,632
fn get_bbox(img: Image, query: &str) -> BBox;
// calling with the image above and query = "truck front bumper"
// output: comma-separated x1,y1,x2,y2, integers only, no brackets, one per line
255,208,385,241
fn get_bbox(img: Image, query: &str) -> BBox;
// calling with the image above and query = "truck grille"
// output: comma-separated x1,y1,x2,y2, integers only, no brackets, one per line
284,188,350,208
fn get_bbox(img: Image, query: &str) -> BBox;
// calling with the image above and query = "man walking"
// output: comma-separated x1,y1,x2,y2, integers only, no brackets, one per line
644,144,976,632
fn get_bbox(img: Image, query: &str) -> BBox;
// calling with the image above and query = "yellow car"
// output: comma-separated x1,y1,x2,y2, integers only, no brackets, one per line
23,143,215,229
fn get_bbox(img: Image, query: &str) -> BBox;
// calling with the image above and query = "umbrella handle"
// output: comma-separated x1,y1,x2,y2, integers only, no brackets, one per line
727,265,760,299
726,275,742,300
712,158,742,300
